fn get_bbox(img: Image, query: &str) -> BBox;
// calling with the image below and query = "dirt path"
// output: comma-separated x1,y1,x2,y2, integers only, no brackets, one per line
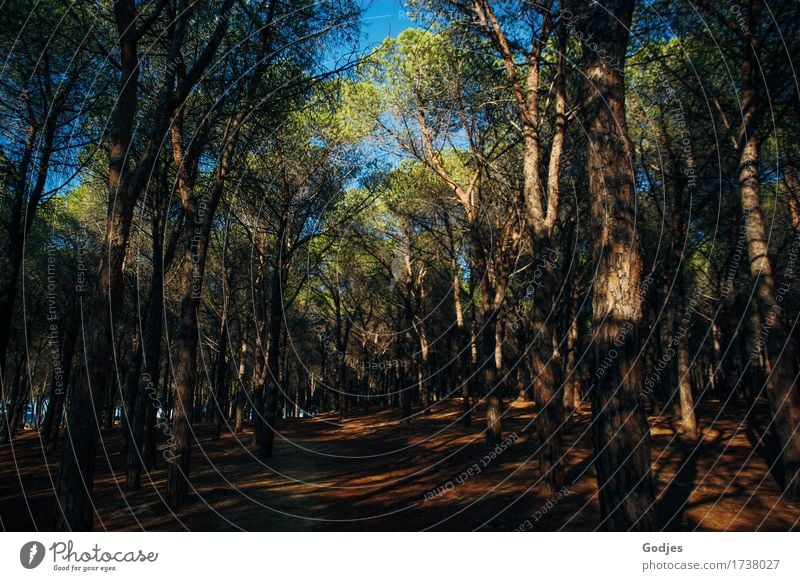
1,399,797,531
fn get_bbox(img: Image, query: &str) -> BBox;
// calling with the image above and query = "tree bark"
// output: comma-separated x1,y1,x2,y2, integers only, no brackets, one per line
738,73,800,499
569,0,658,530
125,181,170,490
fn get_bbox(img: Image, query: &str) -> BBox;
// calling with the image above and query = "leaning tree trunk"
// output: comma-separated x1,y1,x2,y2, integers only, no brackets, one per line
569,0,657,530
53,0,232,528
165,167,225,507
165,68,247,505
53,2,144,529
738,50,800,498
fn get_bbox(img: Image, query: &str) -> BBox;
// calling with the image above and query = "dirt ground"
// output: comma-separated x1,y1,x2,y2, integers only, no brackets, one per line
1,399,798,531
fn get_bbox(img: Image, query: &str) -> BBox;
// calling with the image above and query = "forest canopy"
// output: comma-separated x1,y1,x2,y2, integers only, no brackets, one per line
1,0,799,532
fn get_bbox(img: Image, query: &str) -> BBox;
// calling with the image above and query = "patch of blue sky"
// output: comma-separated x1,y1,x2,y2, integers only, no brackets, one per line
359,0,416,51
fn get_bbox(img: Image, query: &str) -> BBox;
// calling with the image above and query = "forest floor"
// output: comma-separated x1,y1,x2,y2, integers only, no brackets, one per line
1,398,798,531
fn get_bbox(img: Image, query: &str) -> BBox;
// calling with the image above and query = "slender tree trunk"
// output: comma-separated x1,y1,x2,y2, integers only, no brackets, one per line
234,331,248,434
417,317,431,412
530,243,566,492
104,377,117,429
0,226,25,379
143,361,171,472
119,324,142,454
336,318,353,421
668,164,698,441
165,39,247,503
125,195,168,489
1,356,26,443
1,355,25,443
738,91,800,499
212,320,229,441
251,318,268,449
673,272,698,441
259,191,296,454
166,252,203,507
444,214,472,426
482,305,503,447
563,314,580,412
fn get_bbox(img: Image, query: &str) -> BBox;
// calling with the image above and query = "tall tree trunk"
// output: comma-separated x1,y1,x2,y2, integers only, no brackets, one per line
42,328,73,449
233,330,248,434
482,305,503,447
738,48,800,498
569,0,657,530
260,254,289,457
54,0,146,529
563,312,581,412
212,320,229,441
672,270,698,441
447,230,471,427
166,54,248,504
165,250,203,508
125,189,169,490
668,159,698,441
119,326,142,454
251,334,269,450
53,0,232,528
1,355,26,443
472,238,504,447
530,243,566,492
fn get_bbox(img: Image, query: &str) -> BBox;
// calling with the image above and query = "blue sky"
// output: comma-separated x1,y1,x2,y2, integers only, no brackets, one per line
359,0,415,49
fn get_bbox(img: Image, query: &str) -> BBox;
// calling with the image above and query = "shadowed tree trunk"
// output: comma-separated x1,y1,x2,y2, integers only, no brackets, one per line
165,0,264,502
233,328,248,435
737,26,800,498
55,0,233,529
667,151,698,442
54,0,146,528
212,320,229,441
261,225,291,457
443,214,471,427
41,317,77,448
0,354,26,443
469,1,569,480
568,0,658,530
125,167,175,490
